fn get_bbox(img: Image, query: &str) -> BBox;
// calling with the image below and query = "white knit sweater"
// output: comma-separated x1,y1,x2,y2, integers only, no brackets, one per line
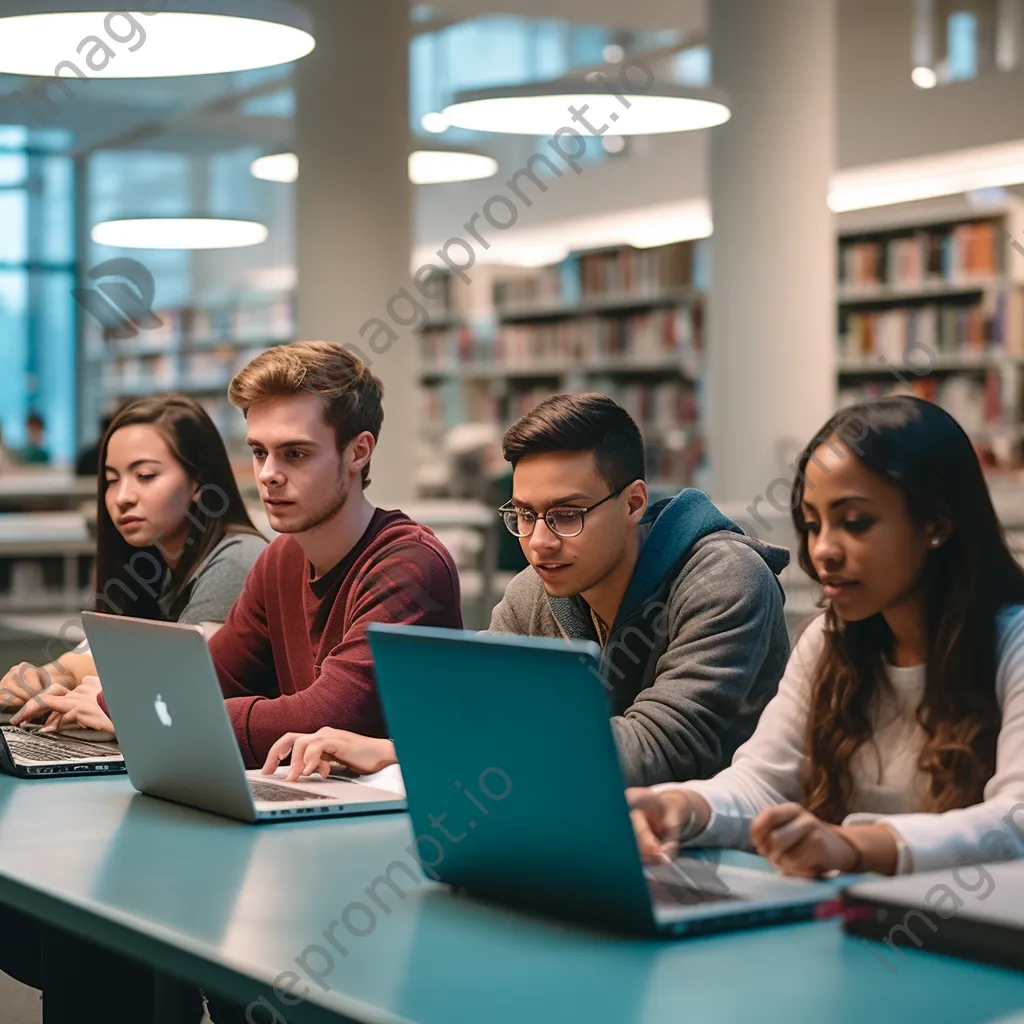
653,606,1024,873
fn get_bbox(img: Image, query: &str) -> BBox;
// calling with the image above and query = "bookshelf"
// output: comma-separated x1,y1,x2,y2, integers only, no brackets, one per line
419,241,707,494
835,198,1024,472
83,291,295,468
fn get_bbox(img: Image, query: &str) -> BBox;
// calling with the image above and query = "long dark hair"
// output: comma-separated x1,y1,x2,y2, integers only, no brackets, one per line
94,395,261,621
792,397,1024,822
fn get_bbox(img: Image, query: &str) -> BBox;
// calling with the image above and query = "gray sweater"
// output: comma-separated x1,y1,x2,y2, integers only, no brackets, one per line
161,531,267,624
488,490,791,787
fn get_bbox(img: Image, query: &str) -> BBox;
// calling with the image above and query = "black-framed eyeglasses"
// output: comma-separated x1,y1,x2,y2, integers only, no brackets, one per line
498,483,630,539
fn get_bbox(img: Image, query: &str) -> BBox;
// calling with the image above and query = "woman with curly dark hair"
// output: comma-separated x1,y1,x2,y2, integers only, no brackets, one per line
629,396,1024,877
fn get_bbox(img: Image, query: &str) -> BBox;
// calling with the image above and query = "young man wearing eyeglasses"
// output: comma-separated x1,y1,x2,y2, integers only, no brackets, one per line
482,392,792,785
259,393,792,791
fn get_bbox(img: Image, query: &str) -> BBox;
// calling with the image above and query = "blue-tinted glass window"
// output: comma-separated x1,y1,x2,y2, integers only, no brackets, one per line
0,127,27,148
947,11,978,81
411,15,613,129
0,191,28,263
0,152,27,187
0,271,28,450
34,271,76,462
0,131,76,462
40,156,74,264
675,46,711,86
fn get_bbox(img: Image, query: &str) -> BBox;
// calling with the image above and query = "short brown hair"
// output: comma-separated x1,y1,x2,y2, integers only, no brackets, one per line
228,341,384,489
502,393,646,488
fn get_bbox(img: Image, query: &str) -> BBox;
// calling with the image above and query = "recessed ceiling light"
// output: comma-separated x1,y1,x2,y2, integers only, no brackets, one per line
911,65,938,88
421,112,450,134
0,1,314,78
92,218,269,249
251,152,299,184
408,149,498,184
251,149,499,186
443,77,731,136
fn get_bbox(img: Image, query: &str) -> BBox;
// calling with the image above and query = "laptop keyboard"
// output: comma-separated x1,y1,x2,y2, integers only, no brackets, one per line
249,780,332,803
2,727,121,763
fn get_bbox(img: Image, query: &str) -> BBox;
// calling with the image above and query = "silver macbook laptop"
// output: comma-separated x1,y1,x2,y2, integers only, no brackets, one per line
81,611,406,823
368,624,848,937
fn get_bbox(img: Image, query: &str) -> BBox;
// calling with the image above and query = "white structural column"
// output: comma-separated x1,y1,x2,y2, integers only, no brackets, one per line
294,0,415,507
706,0,837,515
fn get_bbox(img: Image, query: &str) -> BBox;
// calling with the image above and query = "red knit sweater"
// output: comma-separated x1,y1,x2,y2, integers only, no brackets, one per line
208,508,462,767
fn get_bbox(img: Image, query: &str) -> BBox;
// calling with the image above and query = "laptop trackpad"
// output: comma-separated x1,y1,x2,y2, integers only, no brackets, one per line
645,861,738,906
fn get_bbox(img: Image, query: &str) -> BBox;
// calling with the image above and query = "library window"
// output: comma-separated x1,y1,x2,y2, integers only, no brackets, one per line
947,10,979,81
0,128,76,463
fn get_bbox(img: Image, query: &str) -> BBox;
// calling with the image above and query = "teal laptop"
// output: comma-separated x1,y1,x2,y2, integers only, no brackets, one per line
367,624,846,937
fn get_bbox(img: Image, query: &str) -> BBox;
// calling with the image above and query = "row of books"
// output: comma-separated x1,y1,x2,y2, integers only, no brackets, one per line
839,219,1004,288
588,380,699,432
492,242,698,310
421,309,701,372
837,371,1005,436
422,380,699,434
99,344,267,394
86,293,295,347
422,384,562,439
838,293,1024,362
494,308,700,369
183,344,267,380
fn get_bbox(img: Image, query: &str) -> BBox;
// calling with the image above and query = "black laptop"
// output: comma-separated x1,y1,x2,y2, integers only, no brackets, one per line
843,861,1024,972
0,716,125,779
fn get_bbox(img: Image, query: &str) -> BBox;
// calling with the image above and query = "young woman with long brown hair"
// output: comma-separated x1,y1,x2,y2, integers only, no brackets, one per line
630,396,1024,877
0,393,267,731
0,395,267,1011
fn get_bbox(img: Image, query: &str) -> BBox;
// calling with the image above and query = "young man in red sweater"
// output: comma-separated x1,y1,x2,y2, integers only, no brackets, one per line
206,340,463,767
28,341,461,765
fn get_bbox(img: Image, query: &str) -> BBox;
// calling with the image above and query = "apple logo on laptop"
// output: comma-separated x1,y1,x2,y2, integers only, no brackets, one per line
154,695,173,728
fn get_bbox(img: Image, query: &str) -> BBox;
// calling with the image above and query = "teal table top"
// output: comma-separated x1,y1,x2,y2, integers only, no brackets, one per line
0,775,1023,1024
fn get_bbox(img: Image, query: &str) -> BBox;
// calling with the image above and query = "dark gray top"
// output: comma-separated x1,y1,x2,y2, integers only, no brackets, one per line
161,531,268,625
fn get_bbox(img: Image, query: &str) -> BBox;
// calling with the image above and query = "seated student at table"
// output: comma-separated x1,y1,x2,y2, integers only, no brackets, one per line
0,394,266,1007
0,394,267,728
199,341,461,767
629,396,1024,877
261,392,792,788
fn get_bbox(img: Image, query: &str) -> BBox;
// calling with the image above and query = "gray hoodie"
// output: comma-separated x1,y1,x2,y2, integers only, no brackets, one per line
488,488,791,787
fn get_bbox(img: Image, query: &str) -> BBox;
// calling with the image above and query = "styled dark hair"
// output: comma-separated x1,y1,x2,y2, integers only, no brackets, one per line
792,396,1024,822
228,341,384,489
94,395,262,621
502,393,646,488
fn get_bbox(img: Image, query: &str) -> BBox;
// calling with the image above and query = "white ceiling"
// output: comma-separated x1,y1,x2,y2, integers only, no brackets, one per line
428,0,704,32
0,0,706,153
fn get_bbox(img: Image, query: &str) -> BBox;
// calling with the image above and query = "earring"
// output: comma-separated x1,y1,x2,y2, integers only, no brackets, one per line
930,536,941,547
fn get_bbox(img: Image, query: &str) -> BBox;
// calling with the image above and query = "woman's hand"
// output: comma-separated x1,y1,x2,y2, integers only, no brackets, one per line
10,681,70,725
750,803,862,878
32,676,114,736
626,787,697,863
0,663,60,716
262,728,398,782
